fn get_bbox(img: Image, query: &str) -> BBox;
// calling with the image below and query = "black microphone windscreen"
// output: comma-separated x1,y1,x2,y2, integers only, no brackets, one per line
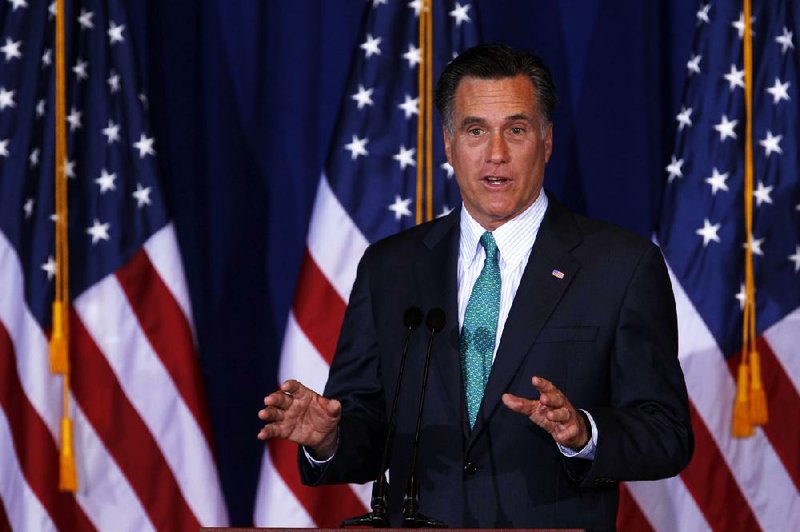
403,306,424,329
425,308,446,332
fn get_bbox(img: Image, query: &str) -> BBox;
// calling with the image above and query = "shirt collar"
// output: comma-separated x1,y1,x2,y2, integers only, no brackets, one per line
459,192,549,269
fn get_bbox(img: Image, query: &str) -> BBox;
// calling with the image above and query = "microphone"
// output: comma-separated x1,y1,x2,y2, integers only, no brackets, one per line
341,306,423,528
402,308,447,528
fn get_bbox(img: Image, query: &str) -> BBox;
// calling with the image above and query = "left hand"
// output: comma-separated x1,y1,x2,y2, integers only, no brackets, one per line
502,376,590,450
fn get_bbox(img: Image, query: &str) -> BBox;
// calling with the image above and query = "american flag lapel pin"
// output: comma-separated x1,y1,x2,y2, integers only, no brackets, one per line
551,269,565,280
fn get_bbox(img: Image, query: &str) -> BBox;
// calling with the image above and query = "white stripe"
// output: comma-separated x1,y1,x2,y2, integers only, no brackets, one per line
74,275,228,526
625,477,710,532
307,175,369,302
668,264,800,530
143,223,196,341
0,407,57,532
278,312,332,392
253,445,316,527
763,307,800,394
0,230,154,530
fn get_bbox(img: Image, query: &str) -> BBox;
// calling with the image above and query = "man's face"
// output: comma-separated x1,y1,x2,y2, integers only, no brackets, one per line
444,75,552,231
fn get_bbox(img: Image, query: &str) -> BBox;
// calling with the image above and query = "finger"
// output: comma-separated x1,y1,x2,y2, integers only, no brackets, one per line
531,376,555,393
538,389,565,409
325,398,342,417
258,406,284,423
545,407,572,423
502,393,534,416
263,391,293,409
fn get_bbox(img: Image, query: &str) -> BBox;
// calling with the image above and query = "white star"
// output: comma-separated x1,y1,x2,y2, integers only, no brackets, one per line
723,64,745,90
0,87,15,110
759,130,782,157
351,84,374,109
0,138,9,157
714,114,738,141
108,21,125,44
48,1,55,17
742,234,764,256
675,106,692,130
360,34,382,58
102,119,120,143
107,71,120,93
138,93,148,108
29,147,39,167
86,219,111,244
72,58,88,80
41,48,51,67
449,2,471,26
1,37,22,62
696,218,721,247
35,99,45,117
665,155,684,182
438,204,454,218
732,11,755,39
735,284,747,310
344,134,369,160
408,0,423,17
441,161,454,178
705,167,729,195
686,53,702,75
393,145,416,170
403,44,421,68
132,183,152,207
8,0,28,11
95,169,117,193
78,8,94,29
775,26,794,54
753,180,773,206
66,107,82,131
696,3,711,24
766,77,790,104
372,0,387,6
41,256,56,280
789,246,800,273
133,133,156,158
388,195,412,220
63,159,75,178
398,94,419,119
23,198,34,219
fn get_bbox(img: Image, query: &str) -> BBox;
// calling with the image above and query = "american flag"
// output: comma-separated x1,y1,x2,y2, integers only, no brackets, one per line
253,0,477,526
0,1,227,529
620,1,800,530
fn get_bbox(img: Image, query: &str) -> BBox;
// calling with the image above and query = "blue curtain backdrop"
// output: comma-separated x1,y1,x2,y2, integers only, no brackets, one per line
125,0,697,524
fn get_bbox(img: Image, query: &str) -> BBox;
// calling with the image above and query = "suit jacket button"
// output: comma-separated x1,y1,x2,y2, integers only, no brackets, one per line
463,461,478,474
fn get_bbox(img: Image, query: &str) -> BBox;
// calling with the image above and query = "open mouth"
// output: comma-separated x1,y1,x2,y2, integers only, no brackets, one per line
484,176,510,185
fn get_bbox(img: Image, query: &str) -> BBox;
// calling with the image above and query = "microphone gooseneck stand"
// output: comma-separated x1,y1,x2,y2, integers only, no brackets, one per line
341,307,423,528
401,308,447,528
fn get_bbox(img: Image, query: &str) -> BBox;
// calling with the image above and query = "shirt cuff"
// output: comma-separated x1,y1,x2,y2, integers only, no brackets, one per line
302,431,339,467
557,409,598,460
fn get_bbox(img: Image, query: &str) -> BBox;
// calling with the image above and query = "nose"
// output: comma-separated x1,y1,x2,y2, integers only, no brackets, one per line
486,131,509,164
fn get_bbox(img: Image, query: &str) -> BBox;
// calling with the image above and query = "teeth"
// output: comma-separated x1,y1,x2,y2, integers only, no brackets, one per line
486,177,505,183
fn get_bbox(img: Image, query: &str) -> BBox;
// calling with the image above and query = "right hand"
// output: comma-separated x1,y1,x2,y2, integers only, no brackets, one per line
257,379,341,459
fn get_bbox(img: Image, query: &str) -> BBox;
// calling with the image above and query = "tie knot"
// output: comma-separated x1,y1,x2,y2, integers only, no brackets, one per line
480,231,498,260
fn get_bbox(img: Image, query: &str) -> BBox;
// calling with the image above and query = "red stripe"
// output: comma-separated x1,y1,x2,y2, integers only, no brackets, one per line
616,484,653,532
0,320,95,532
70,310,200,531
746,337,800,491
115,248,215,448
268,437,368,527
679,401,760,531
0,490,10,532
292,250,347,364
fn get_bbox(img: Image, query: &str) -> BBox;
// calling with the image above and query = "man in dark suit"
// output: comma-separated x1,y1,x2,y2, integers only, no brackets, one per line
258,43,693,529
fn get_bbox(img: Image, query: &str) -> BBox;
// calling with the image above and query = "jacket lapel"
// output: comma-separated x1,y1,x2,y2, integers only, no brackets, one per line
414,209,462,421
467,197,583,448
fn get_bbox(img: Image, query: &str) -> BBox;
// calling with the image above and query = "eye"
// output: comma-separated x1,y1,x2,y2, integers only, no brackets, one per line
510,127,524,135
467,127,483,136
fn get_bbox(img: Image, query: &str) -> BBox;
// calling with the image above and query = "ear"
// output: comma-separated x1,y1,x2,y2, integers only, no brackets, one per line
543,123,553,163
443,128,453,164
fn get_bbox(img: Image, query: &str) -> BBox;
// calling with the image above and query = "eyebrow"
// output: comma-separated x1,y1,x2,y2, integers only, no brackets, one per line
459,113,533,128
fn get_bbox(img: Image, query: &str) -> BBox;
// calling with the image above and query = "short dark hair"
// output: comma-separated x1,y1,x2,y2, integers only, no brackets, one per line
434,43,558,134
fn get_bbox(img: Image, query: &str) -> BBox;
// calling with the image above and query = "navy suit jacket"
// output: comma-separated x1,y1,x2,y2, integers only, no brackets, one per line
300,194,693,529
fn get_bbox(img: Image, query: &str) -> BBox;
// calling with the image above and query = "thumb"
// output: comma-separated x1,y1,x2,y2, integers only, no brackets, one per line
325,398,342,417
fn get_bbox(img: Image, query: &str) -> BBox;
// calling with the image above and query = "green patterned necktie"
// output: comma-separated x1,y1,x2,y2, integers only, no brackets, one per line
460,231,501,428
